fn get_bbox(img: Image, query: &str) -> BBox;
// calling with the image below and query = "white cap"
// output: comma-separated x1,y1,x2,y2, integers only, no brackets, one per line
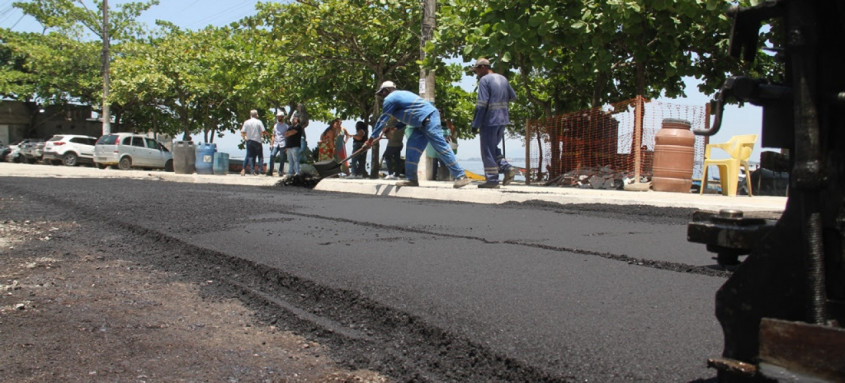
376,81,396,94
276,110,285,117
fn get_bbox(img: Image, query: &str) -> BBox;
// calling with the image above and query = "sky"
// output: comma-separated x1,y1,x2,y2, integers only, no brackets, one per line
2,0,767,164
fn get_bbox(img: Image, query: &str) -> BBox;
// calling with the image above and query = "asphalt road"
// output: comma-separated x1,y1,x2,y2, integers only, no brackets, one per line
1,175,725,382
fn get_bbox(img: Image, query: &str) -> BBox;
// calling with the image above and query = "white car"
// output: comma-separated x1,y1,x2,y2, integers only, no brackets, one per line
42,134,98,166
93,133,173,171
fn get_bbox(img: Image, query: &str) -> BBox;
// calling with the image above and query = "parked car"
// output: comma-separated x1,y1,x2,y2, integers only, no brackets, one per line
7,139,39,163
42,134,98,166
19,139,45,164
4,141,21,162
93,133,173,171
0,140,8,161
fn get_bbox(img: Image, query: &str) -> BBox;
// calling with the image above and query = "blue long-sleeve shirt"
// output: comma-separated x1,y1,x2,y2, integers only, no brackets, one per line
371,90,436,139
472,73,517,129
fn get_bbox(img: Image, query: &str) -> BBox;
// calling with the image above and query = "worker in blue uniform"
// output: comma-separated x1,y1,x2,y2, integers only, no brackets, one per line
367,81,471,189
472,58,517,188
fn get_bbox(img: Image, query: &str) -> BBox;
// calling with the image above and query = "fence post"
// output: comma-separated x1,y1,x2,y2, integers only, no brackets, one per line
633,95,644,182
704,101,711,161
525,120,531,185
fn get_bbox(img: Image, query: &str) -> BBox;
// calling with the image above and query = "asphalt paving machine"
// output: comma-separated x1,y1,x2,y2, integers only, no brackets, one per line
687,1,845,381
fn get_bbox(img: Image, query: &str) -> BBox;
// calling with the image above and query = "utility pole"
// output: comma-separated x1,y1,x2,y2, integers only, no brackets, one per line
419,0,435,102
418,0,437,180
101,0,111,135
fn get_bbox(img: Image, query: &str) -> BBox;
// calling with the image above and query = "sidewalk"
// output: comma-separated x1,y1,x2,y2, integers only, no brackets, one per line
0,162,787,213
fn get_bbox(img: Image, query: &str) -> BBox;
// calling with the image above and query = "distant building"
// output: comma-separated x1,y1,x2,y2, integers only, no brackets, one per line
0,101,104,144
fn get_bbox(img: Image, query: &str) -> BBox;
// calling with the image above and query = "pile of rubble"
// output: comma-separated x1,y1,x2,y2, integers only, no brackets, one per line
280,173,320,188
544,166,650,190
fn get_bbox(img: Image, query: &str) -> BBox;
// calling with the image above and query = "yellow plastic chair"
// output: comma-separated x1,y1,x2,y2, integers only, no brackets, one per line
700,134,758,197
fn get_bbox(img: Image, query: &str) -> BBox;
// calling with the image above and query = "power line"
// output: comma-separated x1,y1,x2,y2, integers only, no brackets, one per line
9,13,24,30
185,0,255,29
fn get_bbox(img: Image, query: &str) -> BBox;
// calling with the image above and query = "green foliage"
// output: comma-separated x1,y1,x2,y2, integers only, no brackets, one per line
0,29,101,105
253,0,425,126
434,0,770,124
6,0,779,144
13,0,160,41
111,25,275,139
434,64,474,139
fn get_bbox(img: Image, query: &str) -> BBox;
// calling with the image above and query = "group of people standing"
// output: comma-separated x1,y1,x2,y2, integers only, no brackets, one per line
239,57,515,188
240,109,303,179
317,119,369,178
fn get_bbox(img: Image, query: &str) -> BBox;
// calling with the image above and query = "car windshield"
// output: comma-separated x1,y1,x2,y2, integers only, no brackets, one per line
48,136,63,142
97,135,119,145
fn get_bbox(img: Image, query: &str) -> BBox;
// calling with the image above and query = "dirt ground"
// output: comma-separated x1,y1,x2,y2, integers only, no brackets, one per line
0,214,389,383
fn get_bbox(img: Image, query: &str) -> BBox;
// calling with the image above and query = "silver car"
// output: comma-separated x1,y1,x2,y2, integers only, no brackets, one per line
93,133,173,171
19,139,45,164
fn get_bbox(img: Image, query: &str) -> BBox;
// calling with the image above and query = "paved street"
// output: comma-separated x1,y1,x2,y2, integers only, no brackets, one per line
0,162,788,381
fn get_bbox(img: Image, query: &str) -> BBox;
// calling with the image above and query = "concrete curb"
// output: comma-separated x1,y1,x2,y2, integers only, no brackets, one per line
314,178,787,212
0,163,786,212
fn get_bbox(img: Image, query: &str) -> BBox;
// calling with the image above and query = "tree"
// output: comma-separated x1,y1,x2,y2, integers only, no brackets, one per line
434,0,766,124
252,0,427,174
7,0,160,133
13,0,159,41
110,24,276,140
0,30,101,135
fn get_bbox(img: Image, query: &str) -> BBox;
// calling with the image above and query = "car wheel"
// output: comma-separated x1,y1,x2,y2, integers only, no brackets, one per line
118,157,132,170
164,159,174,172
62,152,79,166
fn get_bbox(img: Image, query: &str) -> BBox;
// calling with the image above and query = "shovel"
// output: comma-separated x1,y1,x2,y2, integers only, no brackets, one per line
314,131,386,178
314,145,373,178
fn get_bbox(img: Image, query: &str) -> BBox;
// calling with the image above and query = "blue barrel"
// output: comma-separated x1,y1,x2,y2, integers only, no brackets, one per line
213,152,229,175
172,141,196,174
195,143,216,174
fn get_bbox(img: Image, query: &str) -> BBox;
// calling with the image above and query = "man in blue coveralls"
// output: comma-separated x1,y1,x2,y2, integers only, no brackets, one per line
472,58,517,188
366,81,472,189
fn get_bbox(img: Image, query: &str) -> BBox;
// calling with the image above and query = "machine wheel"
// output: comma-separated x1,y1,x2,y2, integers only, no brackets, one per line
717,252,741,268
118,157,132,170
62,152,79,166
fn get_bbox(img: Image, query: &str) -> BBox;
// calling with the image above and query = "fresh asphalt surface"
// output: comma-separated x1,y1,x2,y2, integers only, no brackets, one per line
0,163,766,381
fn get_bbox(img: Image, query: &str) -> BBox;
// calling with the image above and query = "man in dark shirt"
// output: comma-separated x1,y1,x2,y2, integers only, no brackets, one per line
283,116,304,179
351,121,368,178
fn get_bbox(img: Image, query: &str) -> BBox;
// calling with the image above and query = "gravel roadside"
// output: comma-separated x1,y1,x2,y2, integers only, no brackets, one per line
0,188,388,383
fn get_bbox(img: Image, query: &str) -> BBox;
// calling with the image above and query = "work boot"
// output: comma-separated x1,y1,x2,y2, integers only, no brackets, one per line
503,167,517,186
396,179,419,187
478,182,500,189
453,176,471,189
266,171,274,177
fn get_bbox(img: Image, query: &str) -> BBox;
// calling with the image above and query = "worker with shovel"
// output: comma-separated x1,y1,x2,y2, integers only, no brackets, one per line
367,81,471,189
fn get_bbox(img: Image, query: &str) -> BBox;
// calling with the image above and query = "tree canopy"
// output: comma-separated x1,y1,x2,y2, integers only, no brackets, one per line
3,0,776,141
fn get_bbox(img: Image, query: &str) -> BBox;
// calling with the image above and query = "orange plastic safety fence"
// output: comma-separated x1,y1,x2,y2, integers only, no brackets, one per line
523,97,708,185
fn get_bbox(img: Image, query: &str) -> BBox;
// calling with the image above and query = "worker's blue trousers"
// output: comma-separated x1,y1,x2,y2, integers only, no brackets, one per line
481,124,511,183
404,112,466,181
